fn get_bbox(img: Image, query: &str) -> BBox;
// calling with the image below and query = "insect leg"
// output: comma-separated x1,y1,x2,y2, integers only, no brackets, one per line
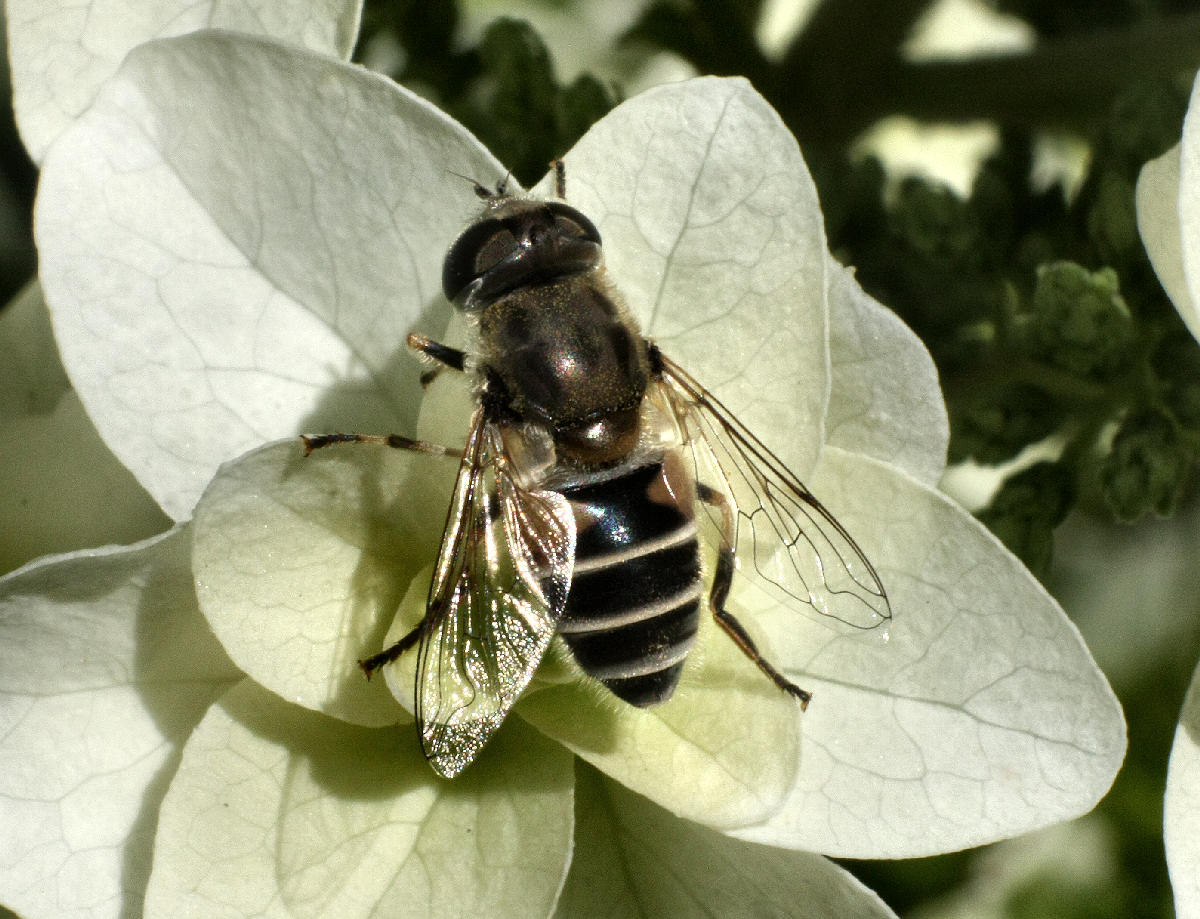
552,158,566,198
358,619,425,679
407,332,469,388
302,335,473,452
697,482,812,709
408,332,468,370
448,169,510,199
301,433,461,458
298,427,458,679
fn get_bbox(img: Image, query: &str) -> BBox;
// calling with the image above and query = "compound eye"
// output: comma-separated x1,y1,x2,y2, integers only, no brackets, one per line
546,201,601,245
442,219,516,302
472,228,518,274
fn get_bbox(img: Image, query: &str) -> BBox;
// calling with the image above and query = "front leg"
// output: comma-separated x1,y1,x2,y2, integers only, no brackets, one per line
407,332,469,388
303,331,471,455
301,433,461,457
303,331,470,675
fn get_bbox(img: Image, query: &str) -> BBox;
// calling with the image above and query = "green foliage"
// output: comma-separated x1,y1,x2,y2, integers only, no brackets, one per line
978,461,1075,576
355,7,617,187
997,0,1198,39
832,85,1196,541
624,0,771,87
954,385,1068,466
473,20,618,185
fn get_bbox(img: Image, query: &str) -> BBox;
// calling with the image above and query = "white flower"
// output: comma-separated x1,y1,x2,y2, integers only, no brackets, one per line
6,0,362,163
1136,67,1200,919
1,28,1126,919
0,0,367,571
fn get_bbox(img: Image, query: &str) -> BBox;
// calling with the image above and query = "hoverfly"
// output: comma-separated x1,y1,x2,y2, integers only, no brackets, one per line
303,160,891,778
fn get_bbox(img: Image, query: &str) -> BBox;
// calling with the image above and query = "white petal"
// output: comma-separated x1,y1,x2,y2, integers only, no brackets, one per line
9,0,362,162
0,389,172,574
545,76,830,478
0,282,170,573
1166,657,1200,919
555,766,898,919
1180,69,1200,334
192,439,455,727
825,258,948,484
518,607,801,829
0,528,240,919
146,679,573,919
1137,143,1196,325
36,31,502,519
1142,69,1200,340
732,447,1126,856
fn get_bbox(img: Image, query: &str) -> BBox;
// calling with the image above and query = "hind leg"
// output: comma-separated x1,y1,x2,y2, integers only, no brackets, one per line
698,482,811,709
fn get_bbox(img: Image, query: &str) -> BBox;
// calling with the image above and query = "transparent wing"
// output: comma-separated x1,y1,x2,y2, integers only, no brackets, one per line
416,410,576,778
657,354,891,630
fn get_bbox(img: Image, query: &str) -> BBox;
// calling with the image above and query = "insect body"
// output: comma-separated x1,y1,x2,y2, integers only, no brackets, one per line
555,457,703,707
304,162,891,778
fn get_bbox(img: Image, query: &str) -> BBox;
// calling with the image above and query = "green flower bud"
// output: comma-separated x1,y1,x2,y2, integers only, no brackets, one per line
1100,409,1192,521
1027,261,1134,380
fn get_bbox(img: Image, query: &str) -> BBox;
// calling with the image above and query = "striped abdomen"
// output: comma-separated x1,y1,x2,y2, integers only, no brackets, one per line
556,459,702,707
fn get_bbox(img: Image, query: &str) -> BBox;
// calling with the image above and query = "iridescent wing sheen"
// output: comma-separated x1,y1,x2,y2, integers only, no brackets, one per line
415,410,576,778
657,354,891,631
